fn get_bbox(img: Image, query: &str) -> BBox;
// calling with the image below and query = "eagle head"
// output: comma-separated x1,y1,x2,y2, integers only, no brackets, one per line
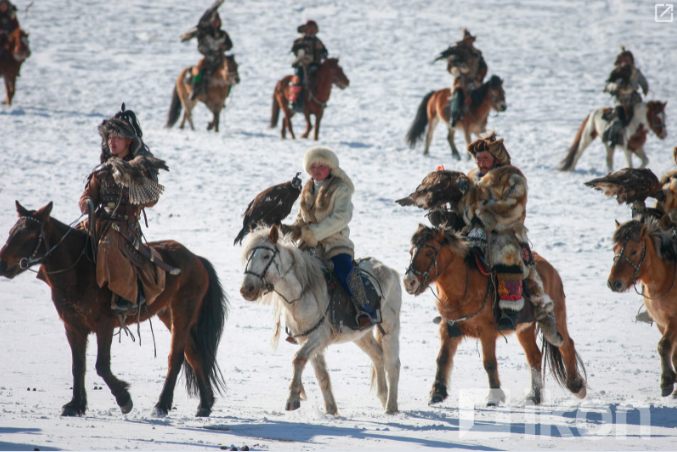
291,172,302,190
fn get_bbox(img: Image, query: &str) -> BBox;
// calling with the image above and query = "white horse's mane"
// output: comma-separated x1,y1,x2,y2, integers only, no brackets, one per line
242,227,329,348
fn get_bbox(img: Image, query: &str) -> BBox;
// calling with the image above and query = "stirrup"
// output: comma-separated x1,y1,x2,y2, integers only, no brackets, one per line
111,295,138,315
496,308,519,332
356,312,374,331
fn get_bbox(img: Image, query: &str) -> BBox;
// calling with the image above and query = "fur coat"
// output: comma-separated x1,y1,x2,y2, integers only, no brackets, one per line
291,173,355,259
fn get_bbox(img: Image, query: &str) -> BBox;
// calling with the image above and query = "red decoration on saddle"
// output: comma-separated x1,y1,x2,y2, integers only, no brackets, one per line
437,165,445,171
475,254,491,277
497,272,523,301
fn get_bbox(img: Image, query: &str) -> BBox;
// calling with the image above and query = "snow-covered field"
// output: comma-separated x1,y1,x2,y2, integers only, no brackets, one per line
1,0,676,450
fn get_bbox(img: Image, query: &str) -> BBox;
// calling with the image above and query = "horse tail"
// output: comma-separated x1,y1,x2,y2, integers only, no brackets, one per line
542,336,587,390
405,91,435,149
559,114,591,171
183,257,229,397
166,85,182,128
270,89,280,128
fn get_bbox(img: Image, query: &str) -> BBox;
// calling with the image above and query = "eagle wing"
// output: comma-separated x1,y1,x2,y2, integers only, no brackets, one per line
396,170,470,210
106,156,169,205
585,168,663,205
434,46,458,62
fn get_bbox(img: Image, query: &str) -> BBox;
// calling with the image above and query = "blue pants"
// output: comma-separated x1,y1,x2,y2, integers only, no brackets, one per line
331,254,355,297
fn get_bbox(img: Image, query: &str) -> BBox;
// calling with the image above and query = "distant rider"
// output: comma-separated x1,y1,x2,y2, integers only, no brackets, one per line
0,0,19,48
289,20,328,112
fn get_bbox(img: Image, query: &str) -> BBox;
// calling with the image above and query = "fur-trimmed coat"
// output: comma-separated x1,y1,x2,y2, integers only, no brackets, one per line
291,174,355,259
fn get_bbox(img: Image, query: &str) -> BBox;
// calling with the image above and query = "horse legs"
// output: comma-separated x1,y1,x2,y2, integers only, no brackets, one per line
446,127,461,161
300,110,312,139
153,313,189,417
553,313,587,398
313,110,324,141
429,322,462,405
207,107,221,132
380,329,400,414
463,125,474,161
3,75,15,106
95,322,133,414
283,109,296,140
286,335,324,411
480,332,505,406
355,334,388,410
181,104,196,131
623,147,634,169
605,144,616,172
516,325,544,405
60,327,89,416
309,353,338,415
423,116,438,156
634,147,649,169
657,321,677,397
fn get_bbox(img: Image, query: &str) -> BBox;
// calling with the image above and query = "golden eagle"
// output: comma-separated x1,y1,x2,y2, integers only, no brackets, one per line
585,168,665,207
234,173,303,245
105,156,169,205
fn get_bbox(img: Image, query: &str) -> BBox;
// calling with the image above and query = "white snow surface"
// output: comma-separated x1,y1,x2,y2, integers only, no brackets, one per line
1,0,677,450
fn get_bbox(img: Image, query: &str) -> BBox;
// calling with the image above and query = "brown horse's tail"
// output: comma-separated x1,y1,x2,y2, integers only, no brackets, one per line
405,91,435,149
542,336,587,390
559,114,590,171
166,86,183,128
183,257,229,397
270,89,280,128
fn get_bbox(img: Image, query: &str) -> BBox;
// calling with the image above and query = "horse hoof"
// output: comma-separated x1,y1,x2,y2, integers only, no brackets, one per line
428,394,446,405
661,385,674,397
384,407,398,415
120,399,133,414
285,400,301,411
486,401,499,407
195,407,211,417
60,405,84,417
152,406,169,417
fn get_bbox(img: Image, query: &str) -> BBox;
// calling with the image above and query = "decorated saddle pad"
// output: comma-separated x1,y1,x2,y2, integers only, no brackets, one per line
324,268,382,332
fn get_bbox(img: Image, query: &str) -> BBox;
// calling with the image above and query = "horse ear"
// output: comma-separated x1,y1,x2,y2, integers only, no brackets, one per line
15,201,29,217
269,225,279,244
615,219,621,229
640,223,649,238
35,202,53,221
435,228,445,242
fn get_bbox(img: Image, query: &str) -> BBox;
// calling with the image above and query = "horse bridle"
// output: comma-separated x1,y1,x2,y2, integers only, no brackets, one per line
613,237,646,285
12,216,49,270
406,244,456,295
244,245,302,304
648,107,665,136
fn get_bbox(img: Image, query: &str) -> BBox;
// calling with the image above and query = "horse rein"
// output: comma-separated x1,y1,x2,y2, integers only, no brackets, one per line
406,244,456,296
244,245,304,304
615,236,677,301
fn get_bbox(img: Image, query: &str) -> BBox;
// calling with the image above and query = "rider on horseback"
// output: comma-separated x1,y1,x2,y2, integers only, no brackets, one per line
462,131,563,346
602,47,649,150
289,20,328,112
182,0,233,101
0,0,19,48
436,29,488,127
79,104,166,316
284,146,376,330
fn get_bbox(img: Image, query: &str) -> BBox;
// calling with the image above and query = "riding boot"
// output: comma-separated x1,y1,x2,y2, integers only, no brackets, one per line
347,268,376,330
189,70,205,101
496,308,520,332
534,306,564,347
603,119,623,150
111,278,146,315
450,88,464,127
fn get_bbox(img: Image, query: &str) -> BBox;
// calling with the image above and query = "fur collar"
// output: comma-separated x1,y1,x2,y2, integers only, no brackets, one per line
299,175,346,218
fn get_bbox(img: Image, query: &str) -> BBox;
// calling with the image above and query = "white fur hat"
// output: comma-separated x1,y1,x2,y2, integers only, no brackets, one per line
302,146,354,193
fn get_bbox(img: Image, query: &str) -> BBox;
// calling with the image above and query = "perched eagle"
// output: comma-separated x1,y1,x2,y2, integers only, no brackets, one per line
584,168,665,207
396,170,470,210
106,156,169,205
181,0,224,42
234,172,303,245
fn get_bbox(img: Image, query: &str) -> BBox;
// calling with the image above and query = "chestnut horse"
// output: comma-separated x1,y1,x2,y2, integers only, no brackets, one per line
166,54,240,132
402,225,586,406
0,202,228,417
270,58,350,140
405,75,507,159
559,100,667,172
0,28,31,106
608,219,677,397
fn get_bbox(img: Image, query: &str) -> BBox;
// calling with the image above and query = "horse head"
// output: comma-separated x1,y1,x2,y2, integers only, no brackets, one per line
403,224,467,295
608,219,664,293
487,75,507,112
240,226,291,302
326,58,349,90
646,100,668,140
0,201,52,279
223,54,240,85
8,28,31,62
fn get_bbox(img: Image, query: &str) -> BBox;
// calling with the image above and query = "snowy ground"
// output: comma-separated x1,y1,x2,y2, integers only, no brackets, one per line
1,0,677,450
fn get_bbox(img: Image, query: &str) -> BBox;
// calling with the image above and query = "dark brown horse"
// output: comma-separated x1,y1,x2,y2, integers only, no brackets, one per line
0,28,31,106
405,75,507,160
270,58,349,140
402,225,586,406
0,202,228,417
166,54,240,132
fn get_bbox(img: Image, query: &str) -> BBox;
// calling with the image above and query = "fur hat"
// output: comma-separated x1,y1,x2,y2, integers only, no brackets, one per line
467,130,511,166
98,103,152,163
302,146,354,193
298,20,319,34
456,28,476,45
615,46,634,66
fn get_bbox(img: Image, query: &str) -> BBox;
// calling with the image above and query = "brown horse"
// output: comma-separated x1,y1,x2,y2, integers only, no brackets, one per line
405,75,507,160
0,202,228,417
0,28,31,106
402,225,586,406
270,58,349,140
166,54,240,132
608,219,677,397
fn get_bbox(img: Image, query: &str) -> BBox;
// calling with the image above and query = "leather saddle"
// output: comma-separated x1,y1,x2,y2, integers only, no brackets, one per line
323,265,383,332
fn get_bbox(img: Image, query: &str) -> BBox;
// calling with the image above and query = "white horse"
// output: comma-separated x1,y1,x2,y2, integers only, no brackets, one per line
559,100,667,172
239,226,402,415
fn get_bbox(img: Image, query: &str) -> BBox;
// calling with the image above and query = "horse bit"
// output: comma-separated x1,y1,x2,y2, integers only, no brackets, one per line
15,217,48,270
613,237,646,285
244,245,302,304
406,245,445,295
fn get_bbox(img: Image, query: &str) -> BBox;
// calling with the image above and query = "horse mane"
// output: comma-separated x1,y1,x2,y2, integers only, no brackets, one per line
242,227,328,348
410,224,469,259
614,219,677,264
471,75,502,107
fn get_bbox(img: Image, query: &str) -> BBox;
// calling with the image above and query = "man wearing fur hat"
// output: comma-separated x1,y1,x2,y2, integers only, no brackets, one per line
602,48,649,150
284,146,375,329
288,20,328,112
182,0,233,101
79,104,166,315
461,132,563,346
436,29,488,127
